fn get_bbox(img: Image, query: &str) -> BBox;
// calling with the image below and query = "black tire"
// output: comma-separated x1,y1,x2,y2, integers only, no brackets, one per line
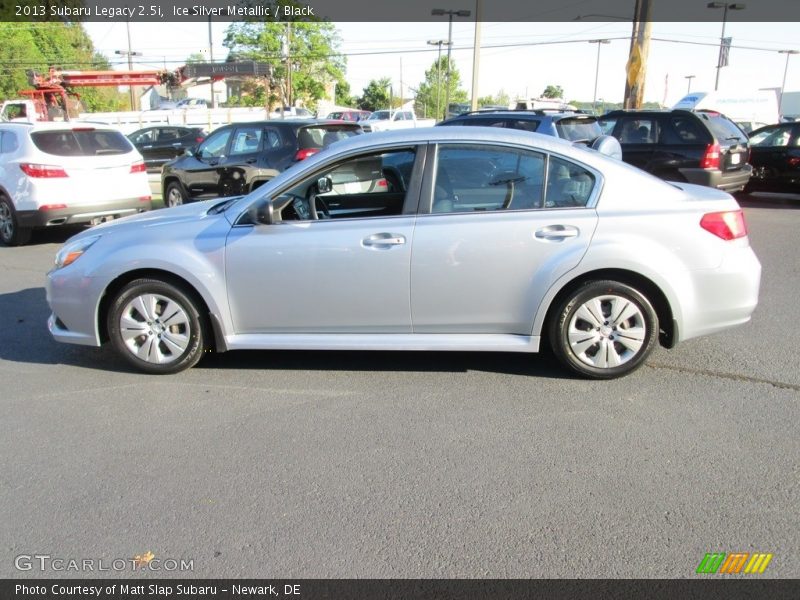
164,181,187,208
549,280,658,379
0,196,32,246
107,278,206,374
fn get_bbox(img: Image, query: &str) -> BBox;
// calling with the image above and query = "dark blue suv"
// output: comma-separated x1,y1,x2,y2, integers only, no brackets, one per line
437,110,605,142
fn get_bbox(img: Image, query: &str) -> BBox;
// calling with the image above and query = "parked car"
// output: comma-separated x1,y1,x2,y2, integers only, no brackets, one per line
359,110,437,132
439,110,605,141
743,122,800,194
325,109,372,122
0,122,151,246
438,109,621,158
47,127,760,379
598,109,752,192
127,126,206,171
176,98,208,109
160,120,362,206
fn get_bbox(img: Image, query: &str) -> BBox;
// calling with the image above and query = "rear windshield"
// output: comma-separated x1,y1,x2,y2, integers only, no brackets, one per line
297,125,361,149
31,129,133,156
555,118,603,141
695,112,748,144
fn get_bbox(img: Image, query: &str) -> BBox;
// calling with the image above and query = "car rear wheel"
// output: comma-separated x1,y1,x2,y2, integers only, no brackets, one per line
165,182,186,208
107,278,206,374
549,280,658,379
0,196,31,246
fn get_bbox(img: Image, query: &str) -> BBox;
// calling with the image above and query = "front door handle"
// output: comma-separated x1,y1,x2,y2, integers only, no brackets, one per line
362,233,406,248
535,225,579,242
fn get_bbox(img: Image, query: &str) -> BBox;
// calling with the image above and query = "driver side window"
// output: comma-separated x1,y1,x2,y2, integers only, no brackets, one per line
198,129,232,160
274,148,416,222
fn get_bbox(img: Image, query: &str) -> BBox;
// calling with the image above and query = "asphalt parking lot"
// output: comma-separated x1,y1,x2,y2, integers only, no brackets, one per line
1,196,798,579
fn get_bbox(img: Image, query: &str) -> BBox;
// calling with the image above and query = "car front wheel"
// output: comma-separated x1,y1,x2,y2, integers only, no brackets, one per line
165,182,187,207
107,278,206,374
549,280,658,379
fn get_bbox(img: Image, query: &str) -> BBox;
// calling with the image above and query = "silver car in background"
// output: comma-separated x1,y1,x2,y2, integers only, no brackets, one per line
46,127,761,379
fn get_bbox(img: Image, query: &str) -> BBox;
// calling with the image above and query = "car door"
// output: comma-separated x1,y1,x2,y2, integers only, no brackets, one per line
128,128,158,167
410,143,599,334
224,145,424,334
611,116,658,172
217,124,265,196
748,124,799,191
181,127,233,198
154,127,188,164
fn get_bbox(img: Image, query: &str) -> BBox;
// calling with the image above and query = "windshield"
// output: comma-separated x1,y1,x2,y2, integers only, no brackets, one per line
368,111,391,121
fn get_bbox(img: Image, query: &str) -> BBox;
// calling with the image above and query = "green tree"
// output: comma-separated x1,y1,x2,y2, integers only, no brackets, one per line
358,78,392,112
413,56,468,120
223,19,346,111
0,22,124,111
542,85,564,99
477,89,511,108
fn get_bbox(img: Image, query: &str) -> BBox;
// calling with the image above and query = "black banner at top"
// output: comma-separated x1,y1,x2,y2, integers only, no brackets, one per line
3,0,800,23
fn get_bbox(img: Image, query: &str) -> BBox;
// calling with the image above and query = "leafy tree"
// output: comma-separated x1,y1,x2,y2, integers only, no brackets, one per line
358,78,392,112
223,18,347,111
477,89,511,108
0,22,124,111
413,56,468,120
335,79,355,107
542,85,564,99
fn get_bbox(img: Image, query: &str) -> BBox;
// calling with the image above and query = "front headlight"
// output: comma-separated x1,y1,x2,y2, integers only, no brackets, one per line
54,235,101,270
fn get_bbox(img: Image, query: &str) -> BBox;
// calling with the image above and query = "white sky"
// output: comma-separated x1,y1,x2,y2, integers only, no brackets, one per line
82,21,800,107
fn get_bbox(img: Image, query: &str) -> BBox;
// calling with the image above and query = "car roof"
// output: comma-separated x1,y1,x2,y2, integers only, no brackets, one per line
300,125,597,162
0,121,126,132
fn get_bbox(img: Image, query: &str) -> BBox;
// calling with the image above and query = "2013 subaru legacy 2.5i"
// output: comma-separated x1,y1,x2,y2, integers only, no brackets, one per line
46,127,761,379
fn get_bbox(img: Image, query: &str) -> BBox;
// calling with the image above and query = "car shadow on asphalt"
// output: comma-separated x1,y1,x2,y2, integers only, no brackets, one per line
737,192,800,209
0,287,572,379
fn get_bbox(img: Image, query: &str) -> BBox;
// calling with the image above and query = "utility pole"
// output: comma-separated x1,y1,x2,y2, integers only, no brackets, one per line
115,22,142,111
432,8,471,120
470,0,482,111
623,0,653,109
208,17,215,108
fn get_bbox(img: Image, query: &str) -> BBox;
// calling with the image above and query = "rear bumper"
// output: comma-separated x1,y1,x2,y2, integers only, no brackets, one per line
680,164,752,193
17,198,151,228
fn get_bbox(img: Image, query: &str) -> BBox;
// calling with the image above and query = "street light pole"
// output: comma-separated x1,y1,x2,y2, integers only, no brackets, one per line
589,39,610,113
685,74,695,93
427,40,448,122
115,22,142,111
432,8,471,120
707,2,746,91
779,49,799,118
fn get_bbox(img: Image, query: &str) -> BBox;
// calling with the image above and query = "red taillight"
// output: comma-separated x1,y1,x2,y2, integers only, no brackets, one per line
130,161,146,173
39,204,68,211
700,143,721,170
71,127,95,132
295,148,320,161
20,163,68,178
700,210,747,241
789,157,800,167
377,178,388,188
195,137,205,143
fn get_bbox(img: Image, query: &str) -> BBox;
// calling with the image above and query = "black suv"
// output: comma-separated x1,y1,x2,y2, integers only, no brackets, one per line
598,109,751,192
161,120,362,206
438,109,605,143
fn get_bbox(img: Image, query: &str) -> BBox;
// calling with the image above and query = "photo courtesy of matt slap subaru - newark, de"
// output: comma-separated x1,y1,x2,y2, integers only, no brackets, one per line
45,127,761,379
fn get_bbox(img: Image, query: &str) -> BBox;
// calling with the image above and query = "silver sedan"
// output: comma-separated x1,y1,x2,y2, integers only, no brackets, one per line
46,127,761,379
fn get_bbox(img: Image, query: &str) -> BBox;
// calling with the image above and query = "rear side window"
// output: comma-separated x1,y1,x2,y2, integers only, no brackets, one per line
546,156,596,208
31,129,133,156
618,119,657,144
697,112,747,143
555,118,602,141
298,126,360,150
229,126,263,156
663,116,708,144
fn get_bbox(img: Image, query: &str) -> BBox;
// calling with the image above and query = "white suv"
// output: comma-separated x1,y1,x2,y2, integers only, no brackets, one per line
0,122,152,245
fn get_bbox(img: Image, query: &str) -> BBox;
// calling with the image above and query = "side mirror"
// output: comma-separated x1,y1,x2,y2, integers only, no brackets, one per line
317,176,332,194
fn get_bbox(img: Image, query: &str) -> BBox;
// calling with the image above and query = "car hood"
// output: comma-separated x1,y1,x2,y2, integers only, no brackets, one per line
67,197,241,242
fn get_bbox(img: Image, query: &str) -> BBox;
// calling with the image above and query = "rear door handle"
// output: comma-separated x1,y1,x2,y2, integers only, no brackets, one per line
362,233,406,248
535,225,579,242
